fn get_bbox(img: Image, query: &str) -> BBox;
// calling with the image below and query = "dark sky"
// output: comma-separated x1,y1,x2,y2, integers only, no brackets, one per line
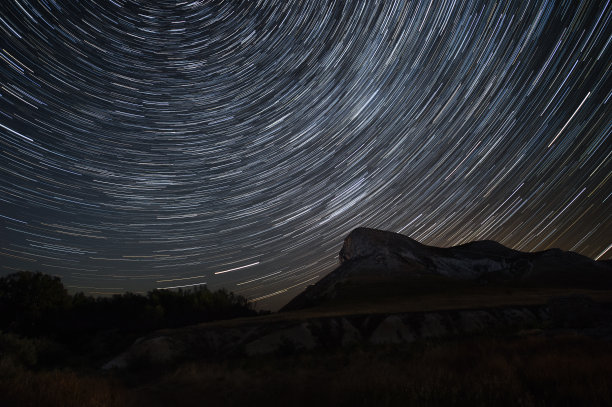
0,0,610,310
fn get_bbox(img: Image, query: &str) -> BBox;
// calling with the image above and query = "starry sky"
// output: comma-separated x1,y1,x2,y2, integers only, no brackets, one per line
0,0,610,310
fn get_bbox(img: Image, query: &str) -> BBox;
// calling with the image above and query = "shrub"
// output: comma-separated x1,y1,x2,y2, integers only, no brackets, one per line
0,271,70,335
0,271,258,340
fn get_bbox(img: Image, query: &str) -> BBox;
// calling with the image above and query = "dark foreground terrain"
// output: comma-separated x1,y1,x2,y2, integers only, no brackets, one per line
2,331,612,406
1,228,611,406
2,285,611,406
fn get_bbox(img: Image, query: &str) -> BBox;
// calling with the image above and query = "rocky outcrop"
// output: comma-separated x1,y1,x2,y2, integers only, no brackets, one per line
283,228,611,312
339,227,610,279
103,300,612,369
103,228,611,369
244,323,317,355
339,227,427,265
103,335,178,369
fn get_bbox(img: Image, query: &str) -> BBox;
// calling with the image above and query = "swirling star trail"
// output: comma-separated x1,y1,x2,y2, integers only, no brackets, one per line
0,0,610,309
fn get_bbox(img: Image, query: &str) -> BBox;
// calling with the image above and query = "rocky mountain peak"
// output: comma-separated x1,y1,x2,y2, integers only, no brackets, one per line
281,228,611,312
339,227,426,265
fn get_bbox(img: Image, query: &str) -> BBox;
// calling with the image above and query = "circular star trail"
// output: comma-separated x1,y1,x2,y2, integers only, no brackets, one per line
0,0,610,309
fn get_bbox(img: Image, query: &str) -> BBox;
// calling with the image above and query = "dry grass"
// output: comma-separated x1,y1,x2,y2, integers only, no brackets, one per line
0,364,144,407
146,333,612,407
2,333,610,406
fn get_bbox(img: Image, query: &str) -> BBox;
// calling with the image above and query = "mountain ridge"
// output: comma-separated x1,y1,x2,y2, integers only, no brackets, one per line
282,227,611,312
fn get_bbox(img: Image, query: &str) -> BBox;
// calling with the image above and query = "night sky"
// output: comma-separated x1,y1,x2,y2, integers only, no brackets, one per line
0,0,610,310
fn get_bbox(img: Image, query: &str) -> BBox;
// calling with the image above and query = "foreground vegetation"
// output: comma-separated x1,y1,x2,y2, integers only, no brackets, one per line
0,271,259,366
0,271,258,336
1,271,611,406
1,333,611,406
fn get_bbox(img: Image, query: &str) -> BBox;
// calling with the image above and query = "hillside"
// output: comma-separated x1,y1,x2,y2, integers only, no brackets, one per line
101,227,612,369
3,228,611,406
282,227,612,312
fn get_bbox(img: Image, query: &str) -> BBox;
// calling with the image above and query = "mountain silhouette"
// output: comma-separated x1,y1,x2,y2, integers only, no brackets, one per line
282,227,611,311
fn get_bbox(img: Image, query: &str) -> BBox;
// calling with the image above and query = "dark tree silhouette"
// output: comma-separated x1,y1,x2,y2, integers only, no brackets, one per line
0,271,70,335
0,271,259,339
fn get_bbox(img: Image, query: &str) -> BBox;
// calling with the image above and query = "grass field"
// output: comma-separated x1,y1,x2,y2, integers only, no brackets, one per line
2,332,611,406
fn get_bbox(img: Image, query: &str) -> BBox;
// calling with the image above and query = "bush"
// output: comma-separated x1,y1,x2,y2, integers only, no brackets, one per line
0,271,258,340
0,331,39,367
0,271,70,335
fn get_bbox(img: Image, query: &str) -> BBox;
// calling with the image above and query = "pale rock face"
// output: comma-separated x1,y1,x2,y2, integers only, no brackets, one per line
370,315,415,344
336,227,543,281
419,314,449,338
502,308,538,326
104,302,603,369
338,227,529,280
339,229,375,262
458,310,497,333
102,354,128,369
340,318,362,345
102,335,177,370
339,227,422,264
430,257,510,278
244,323,317,355
284,227,610,313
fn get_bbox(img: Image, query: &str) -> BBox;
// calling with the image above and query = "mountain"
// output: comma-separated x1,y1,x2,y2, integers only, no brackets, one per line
103,227,612,369
282,227,611,311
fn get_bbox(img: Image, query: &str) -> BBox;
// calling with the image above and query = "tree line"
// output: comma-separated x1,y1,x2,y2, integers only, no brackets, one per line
0,271,259,338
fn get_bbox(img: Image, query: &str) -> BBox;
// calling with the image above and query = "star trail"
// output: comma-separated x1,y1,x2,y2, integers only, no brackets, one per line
0,0,610,309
